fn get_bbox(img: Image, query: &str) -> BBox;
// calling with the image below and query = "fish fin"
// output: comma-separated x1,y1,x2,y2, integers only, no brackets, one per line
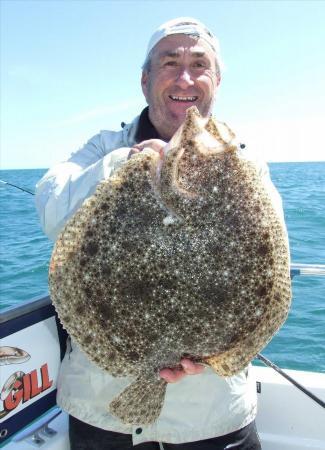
109,375,167,425
205,117,236,145
204,348,249,377
205,300,291,377
204,339,258,377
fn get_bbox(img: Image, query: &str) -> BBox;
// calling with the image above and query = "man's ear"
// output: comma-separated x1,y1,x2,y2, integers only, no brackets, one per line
141,71,149,101
216,73,221,88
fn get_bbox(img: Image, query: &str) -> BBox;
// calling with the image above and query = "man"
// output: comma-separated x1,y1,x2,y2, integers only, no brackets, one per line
36,17,280,449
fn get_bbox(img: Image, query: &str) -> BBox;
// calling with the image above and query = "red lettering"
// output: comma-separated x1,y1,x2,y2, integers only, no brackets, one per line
30,369,42,398
4,380,23,410
23,374,31,402
2,364,54,413
40,364,53,391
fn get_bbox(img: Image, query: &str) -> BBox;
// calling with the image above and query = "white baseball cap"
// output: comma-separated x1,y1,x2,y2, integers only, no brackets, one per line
145,17,222,71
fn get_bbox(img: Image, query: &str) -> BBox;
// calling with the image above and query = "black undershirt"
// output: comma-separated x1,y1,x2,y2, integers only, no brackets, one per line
134,107,161,143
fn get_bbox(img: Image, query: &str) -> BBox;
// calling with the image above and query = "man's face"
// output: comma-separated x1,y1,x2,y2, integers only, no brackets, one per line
141,34,220,141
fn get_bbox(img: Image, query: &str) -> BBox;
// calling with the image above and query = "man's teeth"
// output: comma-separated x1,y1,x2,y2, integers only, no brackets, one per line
169,95,198,102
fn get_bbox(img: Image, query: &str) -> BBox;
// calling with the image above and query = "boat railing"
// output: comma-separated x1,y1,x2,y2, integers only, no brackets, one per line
290,263,325,277
0,295,52,323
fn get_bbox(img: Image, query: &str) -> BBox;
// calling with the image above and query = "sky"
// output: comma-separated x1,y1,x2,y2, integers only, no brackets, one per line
1,0,325,169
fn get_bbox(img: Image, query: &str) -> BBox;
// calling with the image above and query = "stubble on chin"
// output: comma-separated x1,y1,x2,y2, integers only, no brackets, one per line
148,106,176,141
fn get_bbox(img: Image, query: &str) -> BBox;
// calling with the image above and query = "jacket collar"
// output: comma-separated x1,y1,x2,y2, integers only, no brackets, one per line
134,107,161,143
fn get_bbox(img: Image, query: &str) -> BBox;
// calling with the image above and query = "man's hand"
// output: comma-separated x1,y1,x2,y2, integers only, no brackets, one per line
159,358,205,383
128,139,167,159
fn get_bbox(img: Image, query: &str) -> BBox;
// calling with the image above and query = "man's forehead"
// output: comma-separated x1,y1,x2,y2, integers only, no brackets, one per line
153,35,214,59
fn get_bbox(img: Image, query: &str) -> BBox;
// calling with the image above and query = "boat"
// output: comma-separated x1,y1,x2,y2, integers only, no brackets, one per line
1,264,324,449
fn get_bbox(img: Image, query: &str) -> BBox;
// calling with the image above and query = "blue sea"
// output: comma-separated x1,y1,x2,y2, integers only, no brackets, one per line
0,163,324,373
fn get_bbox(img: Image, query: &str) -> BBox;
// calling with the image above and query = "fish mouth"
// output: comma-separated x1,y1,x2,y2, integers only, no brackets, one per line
168,95,198,103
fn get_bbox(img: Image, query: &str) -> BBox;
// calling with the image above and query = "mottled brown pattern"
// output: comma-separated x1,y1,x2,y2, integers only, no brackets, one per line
49,106,291,425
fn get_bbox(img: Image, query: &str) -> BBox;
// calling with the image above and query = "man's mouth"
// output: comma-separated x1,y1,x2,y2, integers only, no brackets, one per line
169,95,198,102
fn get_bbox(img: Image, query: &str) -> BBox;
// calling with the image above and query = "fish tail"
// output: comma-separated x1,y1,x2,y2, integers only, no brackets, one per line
109,374,167,425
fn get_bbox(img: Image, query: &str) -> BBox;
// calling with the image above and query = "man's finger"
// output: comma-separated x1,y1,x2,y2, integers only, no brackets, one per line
159,359,205,383
133,139,167,153
180,359,205,375
159,368,187,383
127,148,141,159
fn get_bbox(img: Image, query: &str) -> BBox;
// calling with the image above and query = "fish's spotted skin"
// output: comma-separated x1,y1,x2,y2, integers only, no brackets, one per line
49,106,291,425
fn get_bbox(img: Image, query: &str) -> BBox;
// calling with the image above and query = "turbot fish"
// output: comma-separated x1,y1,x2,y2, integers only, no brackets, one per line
49,106,291,425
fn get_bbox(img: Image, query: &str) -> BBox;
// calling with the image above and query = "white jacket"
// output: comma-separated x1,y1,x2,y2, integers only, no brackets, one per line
35,114,286,445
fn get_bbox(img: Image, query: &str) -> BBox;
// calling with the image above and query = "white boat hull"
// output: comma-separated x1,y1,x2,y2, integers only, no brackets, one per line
254,366,325,450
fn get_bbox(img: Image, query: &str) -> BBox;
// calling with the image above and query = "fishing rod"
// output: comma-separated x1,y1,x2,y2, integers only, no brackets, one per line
256,263,325,409
0,179,35,195
256,353,325,409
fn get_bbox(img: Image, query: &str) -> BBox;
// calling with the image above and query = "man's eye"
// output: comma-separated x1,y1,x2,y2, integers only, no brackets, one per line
193,61,206,68
164,61,178,67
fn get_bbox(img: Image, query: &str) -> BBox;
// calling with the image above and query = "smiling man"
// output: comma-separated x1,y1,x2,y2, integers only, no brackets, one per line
36,17,265,450
130,19,221,159
141,32,220,140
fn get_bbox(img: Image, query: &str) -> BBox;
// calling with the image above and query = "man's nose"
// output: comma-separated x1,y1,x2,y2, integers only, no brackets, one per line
175,67,195,88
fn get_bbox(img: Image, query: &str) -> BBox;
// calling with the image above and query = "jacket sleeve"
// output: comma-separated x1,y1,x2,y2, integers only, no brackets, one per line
35,133,130,241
